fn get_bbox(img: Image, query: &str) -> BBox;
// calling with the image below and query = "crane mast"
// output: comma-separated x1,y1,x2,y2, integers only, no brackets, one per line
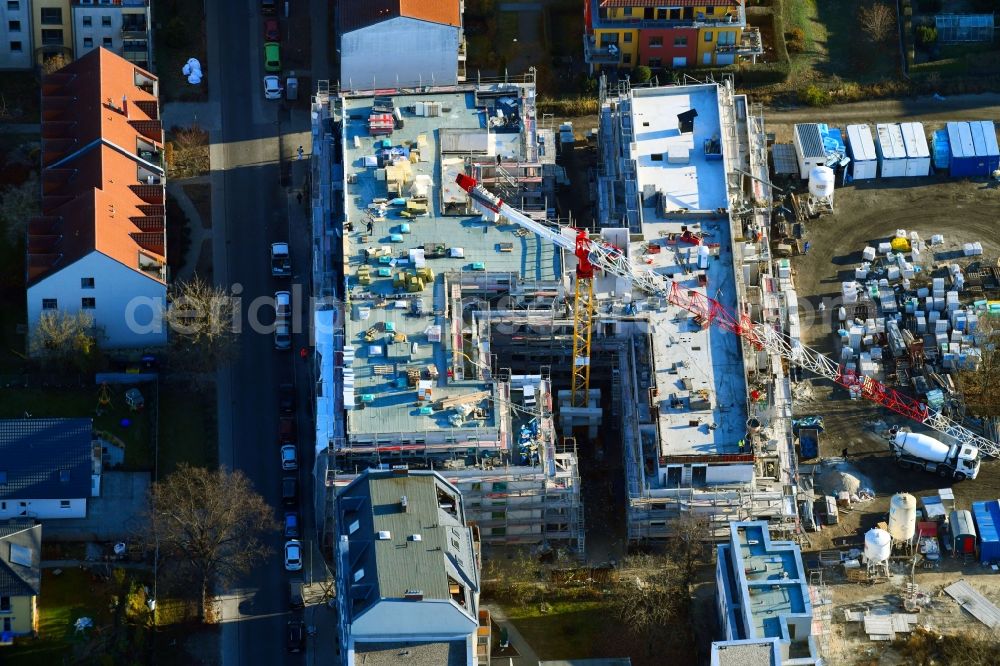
454,174,998,456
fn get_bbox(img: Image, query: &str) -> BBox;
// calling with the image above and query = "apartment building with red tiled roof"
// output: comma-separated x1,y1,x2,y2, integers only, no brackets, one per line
27,46,166,349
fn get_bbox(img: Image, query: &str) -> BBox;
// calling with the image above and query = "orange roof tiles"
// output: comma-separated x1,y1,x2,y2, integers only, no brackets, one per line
29,48,165,287
340,0,461,33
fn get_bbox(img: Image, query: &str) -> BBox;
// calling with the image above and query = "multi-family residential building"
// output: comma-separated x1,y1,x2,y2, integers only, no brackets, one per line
32,0,72,63
0,522,42,642
712,521,820,665
0,419,99,520
0,0,34,69
583,0,763,72
338,0,466,90
334,469,490,666
71,0,151,69
27,47,166,349
0,0,150,69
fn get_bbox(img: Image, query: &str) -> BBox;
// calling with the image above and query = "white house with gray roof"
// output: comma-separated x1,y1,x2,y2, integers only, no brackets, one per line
335,469,484,666
0,419,99,520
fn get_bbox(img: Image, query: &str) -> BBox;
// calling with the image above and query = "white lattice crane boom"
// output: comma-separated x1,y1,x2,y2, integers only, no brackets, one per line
454,174,998,456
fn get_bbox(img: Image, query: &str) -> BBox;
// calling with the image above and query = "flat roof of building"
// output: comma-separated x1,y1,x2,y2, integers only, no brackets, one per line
710,640,779,666
352,640,467,666
340,89,561,438
629,84,729,215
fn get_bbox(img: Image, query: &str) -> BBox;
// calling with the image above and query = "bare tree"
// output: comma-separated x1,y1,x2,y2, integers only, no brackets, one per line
669,512,710,586
166,125,210,179
859,3,896,44
0,175,40,246
30,310,98,366
610,555,690,655
956,314,1000,417
144,465,276,622
163,277,239,370
41,52,70,75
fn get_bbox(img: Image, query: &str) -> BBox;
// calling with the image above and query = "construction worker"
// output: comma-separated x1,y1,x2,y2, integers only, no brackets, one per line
366,219,374,234
737,439,745,453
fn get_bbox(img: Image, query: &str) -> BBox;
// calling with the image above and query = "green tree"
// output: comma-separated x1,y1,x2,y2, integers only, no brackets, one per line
634,65,653,84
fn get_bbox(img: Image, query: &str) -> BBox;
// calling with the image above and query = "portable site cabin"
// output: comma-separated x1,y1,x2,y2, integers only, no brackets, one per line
875,123,907,178
972,500,1000,564
949,509,977,556
846,124,877,180
900,122,931,177
793,123,827,179
947,121,1000,177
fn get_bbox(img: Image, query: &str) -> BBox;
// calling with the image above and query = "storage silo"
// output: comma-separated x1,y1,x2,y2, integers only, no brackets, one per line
846,124,877,180
875,123,906,177
888,493,917,544
900,122,931,176
863,527,892,563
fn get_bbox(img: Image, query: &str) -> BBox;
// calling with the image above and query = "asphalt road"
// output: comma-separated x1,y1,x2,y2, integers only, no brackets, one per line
209,1,327,664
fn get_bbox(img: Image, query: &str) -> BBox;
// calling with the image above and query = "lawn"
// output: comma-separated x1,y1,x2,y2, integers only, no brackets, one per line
505,600,608,660
5,569,115,665
158,381,217,474
153,0,208,102
0,386,154,470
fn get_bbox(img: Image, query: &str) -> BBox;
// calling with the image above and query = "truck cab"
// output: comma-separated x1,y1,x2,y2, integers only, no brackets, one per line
956,444,981,480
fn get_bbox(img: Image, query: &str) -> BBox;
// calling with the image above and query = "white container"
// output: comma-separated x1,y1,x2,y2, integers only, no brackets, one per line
862,246,877,261
916,315,926,333
930,234,945,246
887,266,900,280
847,124,878,180
855,268,868,280
878,242,893,255
900,122,931,176
808,165,836,198
888,493,917,543
916,287,929,298
876,123,907,178
864,528,892,563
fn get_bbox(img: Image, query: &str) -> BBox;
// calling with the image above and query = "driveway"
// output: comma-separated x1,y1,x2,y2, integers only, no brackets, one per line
42,471,150,542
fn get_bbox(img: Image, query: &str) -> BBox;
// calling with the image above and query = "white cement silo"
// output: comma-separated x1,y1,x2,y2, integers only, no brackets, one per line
888,493,917,544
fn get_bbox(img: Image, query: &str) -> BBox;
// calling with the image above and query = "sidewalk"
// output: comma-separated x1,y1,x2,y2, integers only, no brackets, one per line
483,604,541,666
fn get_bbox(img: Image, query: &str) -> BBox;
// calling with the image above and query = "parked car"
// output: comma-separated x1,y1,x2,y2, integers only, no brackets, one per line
261,0,276,15
286,617,305,652
263,75,283,100
274,320,291,350
275,290,291,319
284,511,300,538
263,17,280,41
279,383,295,414
264,42,281,73
281,444,298,470
279,415,296,445
284,539,302,571
282,476,298,507
288,578,304,609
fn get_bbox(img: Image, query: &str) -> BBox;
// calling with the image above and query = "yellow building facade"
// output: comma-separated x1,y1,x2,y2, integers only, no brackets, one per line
32,0,72,64
1,595,38,638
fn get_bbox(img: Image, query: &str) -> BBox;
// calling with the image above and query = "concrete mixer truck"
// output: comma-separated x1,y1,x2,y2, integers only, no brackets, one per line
889,429,981,481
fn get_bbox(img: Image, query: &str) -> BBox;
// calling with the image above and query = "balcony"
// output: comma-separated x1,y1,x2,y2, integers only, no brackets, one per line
121,16,148,39
583,35,621,66
715,27,764,56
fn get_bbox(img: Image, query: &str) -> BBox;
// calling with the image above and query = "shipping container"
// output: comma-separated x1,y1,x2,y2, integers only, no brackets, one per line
846,124,877,180
947,121,999,177
949,509,977,555
972,500,1000,563
900,122,931,176
875,123,907,177
793,123,827,179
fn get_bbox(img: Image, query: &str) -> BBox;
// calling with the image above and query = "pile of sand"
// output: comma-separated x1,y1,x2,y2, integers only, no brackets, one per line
816,462,874,498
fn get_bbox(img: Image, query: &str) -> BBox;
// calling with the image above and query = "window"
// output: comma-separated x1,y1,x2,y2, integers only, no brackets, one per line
673,56,688,67
41,29,63,45
674,36,687,47
718,31,735,45
352,568,365,582
82,15,92,26
348,520,360,534
60,500,71,509
704,31,713,42
9,40,21,52
101,16,111,27
649,36,663,48
623,32,632,43
102,36,112,47
81,297,96,309
81,277,95,288
0,597,9,613
2,618,9,633
42,298,57,310
623,53,631,64
7,1,19,10
8,20,20,31
83,37,93,48
648,57,662,68
40,7,62,24
623,7,631,16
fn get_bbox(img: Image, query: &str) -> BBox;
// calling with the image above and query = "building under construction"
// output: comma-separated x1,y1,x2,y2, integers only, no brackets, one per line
309,75,584,560
592,78,800,541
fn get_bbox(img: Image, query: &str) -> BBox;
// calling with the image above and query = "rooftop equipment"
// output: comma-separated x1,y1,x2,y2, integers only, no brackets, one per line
677,109,697,134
